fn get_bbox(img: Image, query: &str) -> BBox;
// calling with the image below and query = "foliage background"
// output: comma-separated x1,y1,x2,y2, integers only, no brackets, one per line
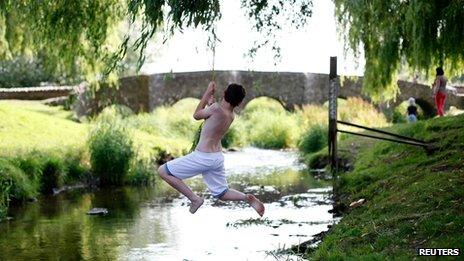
334,0,464,101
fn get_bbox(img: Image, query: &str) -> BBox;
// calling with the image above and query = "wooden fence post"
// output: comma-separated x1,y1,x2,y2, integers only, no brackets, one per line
328,57,339,173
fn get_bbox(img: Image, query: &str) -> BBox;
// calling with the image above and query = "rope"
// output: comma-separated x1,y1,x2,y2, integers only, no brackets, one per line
189,29,217,153
211,36,216,81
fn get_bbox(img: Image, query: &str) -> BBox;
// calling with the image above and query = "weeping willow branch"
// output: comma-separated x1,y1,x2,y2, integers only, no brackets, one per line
0,0,125,84
0,0,313,86
334,0,464,102
0,0,222,85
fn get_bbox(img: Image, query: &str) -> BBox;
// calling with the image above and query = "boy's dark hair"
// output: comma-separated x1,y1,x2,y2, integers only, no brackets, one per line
436,67,444,76
224,83,246,107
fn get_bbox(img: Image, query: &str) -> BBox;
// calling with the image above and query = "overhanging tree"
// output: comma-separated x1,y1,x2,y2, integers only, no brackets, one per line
0,0,312,85
0,0,125,83
334,0,464,101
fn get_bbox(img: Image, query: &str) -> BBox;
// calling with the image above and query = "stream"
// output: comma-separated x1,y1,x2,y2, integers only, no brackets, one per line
0,147,335,260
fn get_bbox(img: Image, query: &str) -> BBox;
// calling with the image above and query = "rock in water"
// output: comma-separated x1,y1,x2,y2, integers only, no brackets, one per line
243,185,281,202
87,208,108,215
244,185,280,195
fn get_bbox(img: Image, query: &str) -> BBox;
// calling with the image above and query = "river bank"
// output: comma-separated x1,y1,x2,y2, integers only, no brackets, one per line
305,114,464,259
0,147,335,260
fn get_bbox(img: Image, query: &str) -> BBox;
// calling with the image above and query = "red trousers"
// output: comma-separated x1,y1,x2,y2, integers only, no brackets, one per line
435,92,446,116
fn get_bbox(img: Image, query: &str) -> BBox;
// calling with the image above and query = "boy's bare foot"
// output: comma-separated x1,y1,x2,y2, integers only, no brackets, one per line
246,194,265,217
189,198,204,214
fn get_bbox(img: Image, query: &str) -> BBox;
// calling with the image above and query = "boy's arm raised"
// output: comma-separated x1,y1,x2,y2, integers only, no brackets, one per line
193,81,216,120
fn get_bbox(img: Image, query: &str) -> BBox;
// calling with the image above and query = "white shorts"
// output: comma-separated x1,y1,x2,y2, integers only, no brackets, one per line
165,150,228,198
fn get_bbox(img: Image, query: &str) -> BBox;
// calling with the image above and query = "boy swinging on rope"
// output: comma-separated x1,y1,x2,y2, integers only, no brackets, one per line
158,81,265,216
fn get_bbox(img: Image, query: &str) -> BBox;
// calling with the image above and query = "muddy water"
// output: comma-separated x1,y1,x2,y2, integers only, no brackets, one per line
0,148,335,260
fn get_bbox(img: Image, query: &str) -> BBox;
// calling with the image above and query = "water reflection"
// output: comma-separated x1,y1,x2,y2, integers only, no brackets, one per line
0,148,334,260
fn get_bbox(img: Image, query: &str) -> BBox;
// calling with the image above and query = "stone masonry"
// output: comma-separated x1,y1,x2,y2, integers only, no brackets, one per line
79,70,462,116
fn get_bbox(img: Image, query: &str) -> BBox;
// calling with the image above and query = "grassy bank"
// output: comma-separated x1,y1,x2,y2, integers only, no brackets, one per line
0,100,195,219
308,115,464,259
0,101,90,219
0,100,87,153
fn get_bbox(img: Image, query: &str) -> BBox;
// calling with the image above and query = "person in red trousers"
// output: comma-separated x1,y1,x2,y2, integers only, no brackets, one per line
432,67,447,117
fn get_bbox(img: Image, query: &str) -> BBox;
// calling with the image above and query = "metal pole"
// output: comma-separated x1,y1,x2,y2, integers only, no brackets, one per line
328,57,338,172
337,130,429,148
337,120,428,145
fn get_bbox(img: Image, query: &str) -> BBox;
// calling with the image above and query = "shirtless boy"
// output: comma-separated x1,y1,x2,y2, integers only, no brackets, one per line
158,81,265,216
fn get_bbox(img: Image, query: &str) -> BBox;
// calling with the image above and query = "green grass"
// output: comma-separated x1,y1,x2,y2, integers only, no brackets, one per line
237,97,300,148
298,124,328,154
309,115,464,260
0,100,87,154
298,97,389,168
238,97,387,150
89,116,134,186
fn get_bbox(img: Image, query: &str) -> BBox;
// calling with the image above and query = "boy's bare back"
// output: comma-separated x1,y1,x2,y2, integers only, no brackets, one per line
196,103,234,153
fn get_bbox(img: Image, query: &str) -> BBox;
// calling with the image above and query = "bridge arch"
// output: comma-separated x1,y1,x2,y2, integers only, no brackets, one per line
148,71,309,111
414,98,435,119
75,71,463,117
169,95,290,113
241,95,290,112
392,98,435,123
241,96,288,113
170,97,200,106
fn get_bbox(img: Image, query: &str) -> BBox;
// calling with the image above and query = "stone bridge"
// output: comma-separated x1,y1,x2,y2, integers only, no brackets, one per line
0,86,74,100
76,70,463,116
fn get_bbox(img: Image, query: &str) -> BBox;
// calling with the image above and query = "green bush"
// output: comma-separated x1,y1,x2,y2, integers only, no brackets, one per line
120,98,200,158
295,104,327,131
240,97,299,149
298,124,328,154
248,113,298,149
98,104,134,120
14,153,79,194
165,99,200,139
0,179,10,219
14,154,42,192
13,151,88,192
305,150,329,169
0,160,16,219
63,153,89,183
221,124,242,148
0,158,37,204
0,151,90,217
127,159,155,186
40,157,65,194
89,119,134,186
338,97,388,127
125,99,200,140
